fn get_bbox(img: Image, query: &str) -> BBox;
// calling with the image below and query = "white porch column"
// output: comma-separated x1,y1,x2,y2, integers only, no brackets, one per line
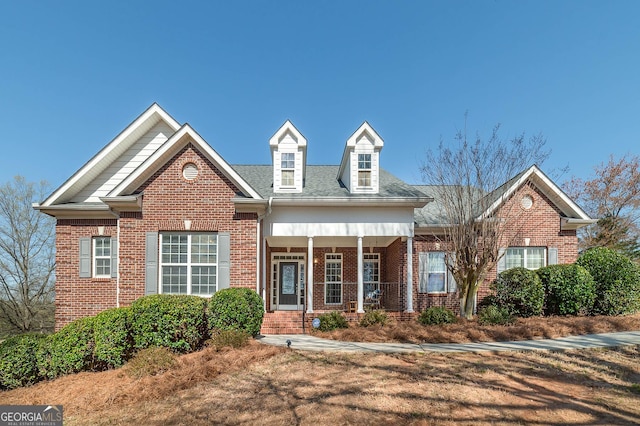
307,237,314,313
357,236,364,313
406,237,414,312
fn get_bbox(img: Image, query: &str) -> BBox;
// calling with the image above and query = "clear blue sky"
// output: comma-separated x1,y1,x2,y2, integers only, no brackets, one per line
1,0,639,192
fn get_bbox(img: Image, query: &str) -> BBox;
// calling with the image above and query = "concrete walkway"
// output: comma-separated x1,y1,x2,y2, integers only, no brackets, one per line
257,331,640,354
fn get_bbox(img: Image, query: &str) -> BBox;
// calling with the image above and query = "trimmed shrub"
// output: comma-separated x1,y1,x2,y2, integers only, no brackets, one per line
491,267,544,317
208,329,250,350
125,347,176,379
0,333,48,389
537,264,596,316
44,316,96,379
477,305,514,325
418,306,457,325
577,247,640,315
316,311,349,332
207,288,265,337
359,310,389,327
131,294,208,353
94,307,133,369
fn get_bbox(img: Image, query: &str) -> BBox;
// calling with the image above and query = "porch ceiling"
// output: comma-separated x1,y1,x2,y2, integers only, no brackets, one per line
266,235,398,248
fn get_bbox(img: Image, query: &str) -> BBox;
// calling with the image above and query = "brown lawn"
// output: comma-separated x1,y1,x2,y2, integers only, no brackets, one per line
2,314,640,425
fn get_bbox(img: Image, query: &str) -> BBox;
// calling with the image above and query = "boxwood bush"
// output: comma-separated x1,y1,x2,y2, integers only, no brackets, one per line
418,306,457,325
491,267,544,317
359,310,389,327
0,333,48,390
207,288,265,337
477,304,514,325
131,294,208,353
577,247,640,315
94,307,133,369
316,311,349,331
537,264,596,316
44,316,97,379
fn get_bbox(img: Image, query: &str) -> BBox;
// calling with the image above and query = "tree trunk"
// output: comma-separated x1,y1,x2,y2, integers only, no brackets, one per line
460,287,476,319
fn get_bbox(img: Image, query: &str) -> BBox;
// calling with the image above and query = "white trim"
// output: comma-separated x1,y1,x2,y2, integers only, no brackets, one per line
40,104,180,207
109,124,262,199
92,236,111,278
324,253,343,305
481,165,592,221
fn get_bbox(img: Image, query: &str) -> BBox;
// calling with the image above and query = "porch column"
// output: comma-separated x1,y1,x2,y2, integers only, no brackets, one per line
406,237,414,312
357,236,364,313
307,237,314,313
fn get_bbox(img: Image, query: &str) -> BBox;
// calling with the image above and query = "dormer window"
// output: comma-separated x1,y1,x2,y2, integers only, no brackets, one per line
338,122,384,194
281,153,295,186
358,154,372,187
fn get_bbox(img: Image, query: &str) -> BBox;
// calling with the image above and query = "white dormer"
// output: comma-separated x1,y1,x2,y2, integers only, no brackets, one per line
337,122,384,194
269,121,307,193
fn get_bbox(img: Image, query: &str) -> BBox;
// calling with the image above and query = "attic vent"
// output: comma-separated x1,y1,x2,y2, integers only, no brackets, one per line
182,163,199,180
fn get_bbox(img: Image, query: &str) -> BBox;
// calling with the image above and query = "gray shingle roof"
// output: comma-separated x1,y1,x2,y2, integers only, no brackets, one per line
232,165,428,199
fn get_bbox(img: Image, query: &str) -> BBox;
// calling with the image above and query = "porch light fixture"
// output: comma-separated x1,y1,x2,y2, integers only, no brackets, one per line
313,257,318,264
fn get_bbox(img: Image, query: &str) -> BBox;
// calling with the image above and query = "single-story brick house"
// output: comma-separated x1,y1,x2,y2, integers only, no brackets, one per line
34,104,594,334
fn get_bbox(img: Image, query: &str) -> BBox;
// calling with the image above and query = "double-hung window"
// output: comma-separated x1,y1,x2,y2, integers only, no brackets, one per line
363,253,380,295
93,237,111,278
325,253,342,304
419,252,456,293
281,152,295,187
505,247,546,270
160,233,218,296
357,153,371,187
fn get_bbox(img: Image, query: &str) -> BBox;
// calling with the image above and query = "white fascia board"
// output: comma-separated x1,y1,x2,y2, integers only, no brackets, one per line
270,196,432,208
109,124,262,200
40,103,181,207
99,194,143,212
561,217,598,230
480,165,592,221
269,120,307,149
33,203,116,219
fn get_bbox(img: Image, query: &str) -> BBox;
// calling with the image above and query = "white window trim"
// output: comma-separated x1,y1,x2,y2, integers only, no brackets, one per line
363,253,380,293
506,247,547,270
357,153,372,189
280,152,296,187
159,232,219,297
93,237,111,278
419,251,452,294
324,253,343,305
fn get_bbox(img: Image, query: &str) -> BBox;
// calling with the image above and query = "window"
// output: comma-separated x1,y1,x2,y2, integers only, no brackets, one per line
363,253,380,295
505,247,546,270
325,253,342,304
357,153,371,187
418,252,455,293
281,152,295,186
93,237,111,278
160,233,218,296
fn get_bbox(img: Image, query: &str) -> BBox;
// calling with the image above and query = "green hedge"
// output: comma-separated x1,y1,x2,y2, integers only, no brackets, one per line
43,316,96,379
491,267,544,317
94,307,133,369
537,264,595,316
208,288,265,336
477,304,514,325
577,247,640,315
131,295,208,353
418,306,457,325
0,333,48,389
316,311,349,332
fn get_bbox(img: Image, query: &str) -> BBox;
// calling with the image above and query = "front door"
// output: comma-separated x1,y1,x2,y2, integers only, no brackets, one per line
278,262,298,306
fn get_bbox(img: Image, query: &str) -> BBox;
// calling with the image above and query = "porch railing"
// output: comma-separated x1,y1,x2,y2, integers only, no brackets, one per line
340,282,404,312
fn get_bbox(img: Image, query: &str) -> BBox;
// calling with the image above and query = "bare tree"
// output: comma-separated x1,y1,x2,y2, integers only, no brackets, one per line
0,176,55,335
564,154,640,260
421,120,548,319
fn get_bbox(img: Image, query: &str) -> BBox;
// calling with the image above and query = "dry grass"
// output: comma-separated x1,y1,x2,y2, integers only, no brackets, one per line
317,312,640,344
2,314,640,425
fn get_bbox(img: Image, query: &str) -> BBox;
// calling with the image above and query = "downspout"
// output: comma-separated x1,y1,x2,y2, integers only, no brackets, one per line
257,197,273,311
106,208,121,308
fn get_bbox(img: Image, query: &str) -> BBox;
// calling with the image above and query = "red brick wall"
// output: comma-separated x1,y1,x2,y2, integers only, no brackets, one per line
54,143,258,329
412,180,579,313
